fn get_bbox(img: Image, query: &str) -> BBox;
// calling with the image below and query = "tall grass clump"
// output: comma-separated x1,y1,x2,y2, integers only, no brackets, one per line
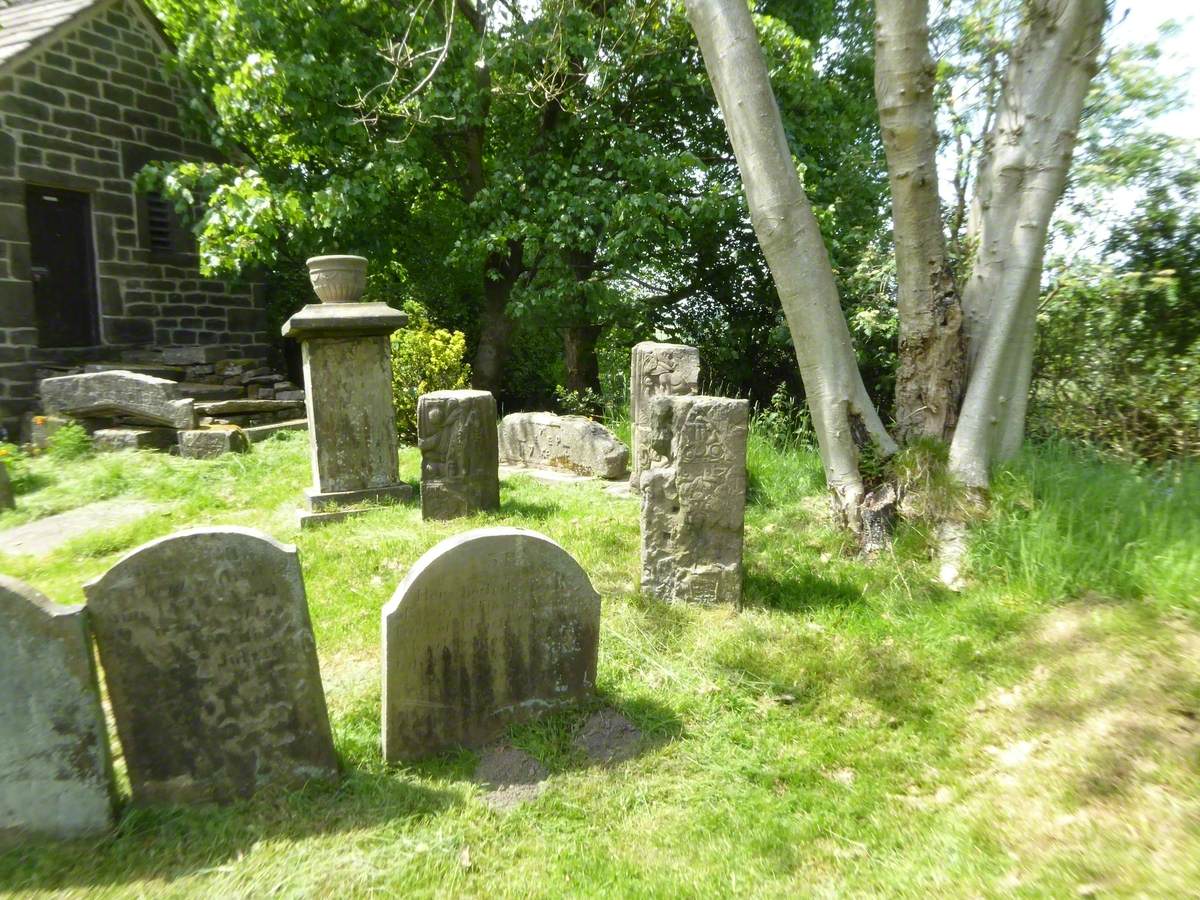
971,441,1200,609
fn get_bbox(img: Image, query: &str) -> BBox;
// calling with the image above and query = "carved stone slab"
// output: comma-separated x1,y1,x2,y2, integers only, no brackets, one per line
629,342,699,488
83,527,338,805
640,395,749,605
382,527,600,762
417,390,500,520
498,412,629,479
0,575,113,840
40,370,196,430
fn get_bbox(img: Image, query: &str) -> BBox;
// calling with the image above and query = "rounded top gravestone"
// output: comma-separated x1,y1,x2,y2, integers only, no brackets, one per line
83,527,338,805
382,527,601,762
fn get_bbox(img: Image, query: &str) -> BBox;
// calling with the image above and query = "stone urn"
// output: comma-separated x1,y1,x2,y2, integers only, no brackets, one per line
306,255,367,303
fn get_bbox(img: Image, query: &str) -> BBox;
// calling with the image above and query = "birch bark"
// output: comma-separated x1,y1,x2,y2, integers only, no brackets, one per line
874,0,965,443
949,0,1108,485
683,0,896,527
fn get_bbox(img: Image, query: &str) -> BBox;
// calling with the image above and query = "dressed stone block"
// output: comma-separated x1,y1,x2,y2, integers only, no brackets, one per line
418,389,499,520
629,342,699,488
40,370,196,430
640,395,749,605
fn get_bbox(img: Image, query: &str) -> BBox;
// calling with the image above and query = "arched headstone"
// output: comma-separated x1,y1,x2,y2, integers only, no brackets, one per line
382,527,601,762
83,527,338,805
0,575,113,839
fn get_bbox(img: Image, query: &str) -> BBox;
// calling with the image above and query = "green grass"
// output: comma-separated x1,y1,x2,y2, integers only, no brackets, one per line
1,431,1197,897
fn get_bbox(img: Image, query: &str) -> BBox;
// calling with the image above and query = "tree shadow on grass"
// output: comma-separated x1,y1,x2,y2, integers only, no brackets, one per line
494,496,562,521
741,567,864,613
0,767,460,892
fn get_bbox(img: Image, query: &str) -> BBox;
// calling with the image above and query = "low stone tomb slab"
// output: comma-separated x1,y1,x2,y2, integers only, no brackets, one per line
0,575,114,840
417,389,500,520
382,527,600,762
640,395,749,605
498,412,629,479
629,342,699,488
83,527,338,805
40,370,196,430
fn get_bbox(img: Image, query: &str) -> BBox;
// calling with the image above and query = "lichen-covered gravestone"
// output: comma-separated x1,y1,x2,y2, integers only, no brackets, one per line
83,527,338,805
0,575,113,840
629,342,699,489
382,527,601,762
498,412,629,479
417,390,500,520
640,395,749,605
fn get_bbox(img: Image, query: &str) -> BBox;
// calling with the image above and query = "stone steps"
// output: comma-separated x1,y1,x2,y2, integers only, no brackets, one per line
243,418,308,443
175,382,246,402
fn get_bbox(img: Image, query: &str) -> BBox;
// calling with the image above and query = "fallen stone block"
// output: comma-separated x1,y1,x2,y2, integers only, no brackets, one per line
499,412,629,479
41,371,196,430
179,425,251,459
195,399,305,416
93,427,177,452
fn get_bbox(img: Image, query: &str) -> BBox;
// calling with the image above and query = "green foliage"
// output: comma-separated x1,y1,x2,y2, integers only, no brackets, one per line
46,423,92,461
752,383,814,451
553,385,602,418
1031,262,1200,462
390,303,471,442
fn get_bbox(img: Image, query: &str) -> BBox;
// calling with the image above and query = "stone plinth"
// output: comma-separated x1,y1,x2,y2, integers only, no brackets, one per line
498,412,629,479
283,301,412,524
83,527,339,805
629,342,699,489
0,575,114,839
417,389,499,520
382,527,600,762
640,395,749,605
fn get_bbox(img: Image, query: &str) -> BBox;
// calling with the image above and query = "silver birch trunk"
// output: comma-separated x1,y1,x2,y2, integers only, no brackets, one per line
949,0,1108,486
682,0,897,527
874,0,965,443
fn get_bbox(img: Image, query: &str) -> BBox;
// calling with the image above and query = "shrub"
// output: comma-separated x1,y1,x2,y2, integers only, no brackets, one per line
753,383,814,451
46,422,92,461
390,301,471,442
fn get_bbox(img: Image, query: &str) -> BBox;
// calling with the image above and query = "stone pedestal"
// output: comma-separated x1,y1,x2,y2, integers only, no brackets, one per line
417,389,499,520
640,395,749,605
282,302,412,526
629,342,700,489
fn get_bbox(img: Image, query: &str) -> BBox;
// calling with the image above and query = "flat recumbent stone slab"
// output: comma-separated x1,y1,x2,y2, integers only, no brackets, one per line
83,527,338,805
40,370,196,430
0,575,114,840
382,527,601,762
498,412,629,479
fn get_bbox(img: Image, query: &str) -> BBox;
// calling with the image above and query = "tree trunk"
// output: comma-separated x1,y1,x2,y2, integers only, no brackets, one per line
949,0,1108,486
683,0,897,529
471,244,523,395
874,0,965,443
563,324,602,397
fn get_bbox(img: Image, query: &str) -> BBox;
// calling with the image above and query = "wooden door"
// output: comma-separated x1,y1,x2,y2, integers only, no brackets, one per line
25,186,100,348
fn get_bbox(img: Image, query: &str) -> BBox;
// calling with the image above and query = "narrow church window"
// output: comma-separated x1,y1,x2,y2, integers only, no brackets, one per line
145,192,174,253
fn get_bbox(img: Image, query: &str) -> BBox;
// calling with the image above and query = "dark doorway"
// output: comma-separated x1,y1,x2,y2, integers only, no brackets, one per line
25,186,100,348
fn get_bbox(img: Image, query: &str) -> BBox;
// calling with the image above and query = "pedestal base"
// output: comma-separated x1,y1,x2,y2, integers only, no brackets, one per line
297,483,413,528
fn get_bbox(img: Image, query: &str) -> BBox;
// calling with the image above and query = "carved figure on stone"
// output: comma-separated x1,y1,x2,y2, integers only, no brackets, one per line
639,395,749,605
417,390,499,520
83,527,339,806
0,575,114,839
629,342,699,488
382,527,600,762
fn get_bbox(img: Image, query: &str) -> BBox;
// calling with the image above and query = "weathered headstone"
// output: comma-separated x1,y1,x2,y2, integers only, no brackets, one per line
40,370,196,430
629,342,699,488
0,462,12,511
417,390,500,520
83,527,338,805
0,575,113,840
498,412,629,479
282,265,412,525
382,527,600,762
640,395,749,605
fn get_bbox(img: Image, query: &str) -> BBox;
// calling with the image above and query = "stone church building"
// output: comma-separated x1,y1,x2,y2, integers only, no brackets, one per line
0,0,270,429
